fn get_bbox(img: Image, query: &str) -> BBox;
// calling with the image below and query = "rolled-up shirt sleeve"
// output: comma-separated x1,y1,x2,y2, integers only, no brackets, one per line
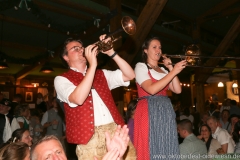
103,69,130,90
54,76,78,107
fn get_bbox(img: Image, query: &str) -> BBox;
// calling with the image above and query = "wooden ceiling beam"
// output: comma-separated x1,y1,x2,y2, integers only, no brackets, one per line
34,0,92,21
198,0,239,24
0,15,65,35
15,56,54,80
1,41,46,52
199,6,240,23
48,0,103,17
195,15,240,83
119,0,169,64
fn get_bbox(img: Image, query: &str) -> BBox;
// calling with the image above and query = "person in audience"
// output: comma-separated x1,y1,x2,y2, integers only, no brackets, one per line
219,98,231,113
198,124,222,158
1,128,32,148
180,107,194,124
14,104,30,129
227,114,240,135
198,112,209,134
54,35,136,159
29,109,43,143
208,103,220,119
219,109,230,130
232,120,240,153
207,116,235,153
0,142,30,160
36,93,47,114
31,125,130,160
177,119,207,159
125,99,137,143
229,100,240,116
10,94,23,116
41,97,65,150
0,98,13,124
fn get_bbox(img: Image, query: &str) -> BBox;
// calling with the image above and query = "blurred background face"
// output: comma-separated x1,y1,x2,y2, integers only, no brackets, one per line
21,130,33,147
221,111,229,120
207,119,217,133
0,104,10,114
200,126,211,140
231,117,239,125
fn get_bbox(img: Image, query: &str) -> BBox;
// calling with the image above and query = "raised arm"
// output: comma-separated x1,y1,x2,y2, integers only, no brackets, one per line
100,35,135,82
139,60,186,95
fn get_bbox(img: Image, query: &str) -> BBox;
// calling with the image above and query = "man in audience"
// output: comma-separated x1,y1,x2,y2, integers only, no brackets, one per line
0,98,13,124
31,125,130,160
177,119,207,159
10,94,23,115
229,100,240,116
220,109,230,130
207,116,235,153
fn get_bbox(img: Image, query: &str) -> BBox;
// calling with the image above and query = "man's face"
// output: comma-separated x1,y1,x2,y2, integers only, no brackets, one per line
34,139,67,160
207,119,217,133
0,104,10,114
231,117,239,125
64,41,86,66
177,125,185,138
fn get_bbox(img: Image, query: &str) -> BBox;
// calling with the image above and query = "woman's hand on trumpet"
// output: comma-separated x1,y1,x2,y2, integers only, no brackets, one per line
172,60,187,75
162,54,173,70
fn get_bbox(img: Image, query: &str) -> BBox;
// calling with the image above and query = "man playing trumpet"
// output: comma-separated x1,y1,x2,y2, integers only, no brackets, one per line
54,34,136,160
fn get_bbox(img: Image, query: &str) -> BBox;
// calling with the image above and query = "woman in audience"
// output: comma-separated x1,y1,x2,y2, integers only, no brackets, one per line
227,114,240,135
125,99,137,143
198,112,209,135
199,124,222,158
14,104,30,129
1,128,32,149
232,120,240,153
0,142,30,160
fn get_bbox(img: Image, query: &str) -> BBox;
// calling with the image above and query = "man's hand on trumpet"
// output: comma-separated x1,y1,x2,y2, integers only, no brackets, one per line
84,44,98,68
99,34,115,56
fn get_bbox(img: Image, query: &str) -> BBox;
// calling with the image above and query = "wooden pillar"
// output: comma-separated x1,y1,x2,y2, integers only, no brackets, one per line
195,81,205,114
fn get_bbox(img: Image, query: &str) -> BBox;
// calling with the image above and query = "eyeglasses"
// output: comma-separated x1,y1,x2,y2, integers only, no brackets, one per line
68,46,84,52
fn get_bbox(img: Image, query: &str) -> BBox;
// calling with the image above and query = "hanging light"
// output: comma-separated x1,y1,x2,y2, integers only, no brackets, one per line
218,82,224,87
39,62,54,73
0,61,8,69
233,82,238,88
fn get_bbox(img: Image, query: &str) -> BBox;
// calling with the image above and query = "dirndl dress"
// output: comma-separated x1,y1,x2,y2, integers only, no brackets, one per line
134,70,180,160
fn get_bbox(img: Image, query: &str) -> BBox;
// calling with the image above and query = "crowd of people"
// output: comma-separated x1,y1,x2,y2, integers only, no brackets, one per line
0,34,240,160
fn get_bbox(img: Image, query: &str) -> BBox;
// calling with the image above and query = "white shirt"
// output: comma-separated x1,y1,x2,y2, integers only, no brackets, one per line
3,115,12,142
41,111,66,131
134,62,168,86
212,127,235,153
54,68,129,126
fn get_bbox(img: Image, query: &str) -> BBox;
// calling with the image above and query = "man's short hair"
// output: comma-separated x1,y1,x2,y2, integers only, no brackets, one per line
207,116,218,123
177,119,193,133
30,135,63,160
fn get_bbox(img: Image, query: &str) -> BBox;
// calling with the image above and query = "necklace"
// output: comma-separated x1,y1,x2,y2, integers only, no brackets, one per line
148,63,158,69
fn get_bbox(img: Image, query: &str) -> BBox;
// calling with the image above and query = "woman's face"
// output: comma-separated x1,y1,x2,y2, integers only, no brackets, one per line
21,130,33,147
200,126,211,140
22,109,30,118
144,39,162,61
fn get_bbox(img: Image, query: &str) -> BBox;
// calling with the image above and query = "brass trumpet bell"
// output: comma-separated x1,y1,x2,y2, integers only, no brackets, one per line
185,44,200,65
95,16,136,52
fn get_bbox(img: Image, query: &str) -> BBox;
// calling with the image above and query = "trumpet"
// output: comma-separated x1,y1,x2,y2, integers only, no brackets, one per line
94,16,136,52
158,44,240,71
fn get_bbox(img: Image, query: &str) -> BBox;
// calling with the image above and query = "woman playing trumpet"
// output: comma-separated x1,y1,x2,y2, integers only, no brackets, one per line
134,37,187,160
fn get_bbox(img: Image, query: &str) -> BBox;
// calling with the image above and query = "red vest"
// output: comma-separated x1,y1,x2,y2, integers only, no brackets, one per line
61,69,125,144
